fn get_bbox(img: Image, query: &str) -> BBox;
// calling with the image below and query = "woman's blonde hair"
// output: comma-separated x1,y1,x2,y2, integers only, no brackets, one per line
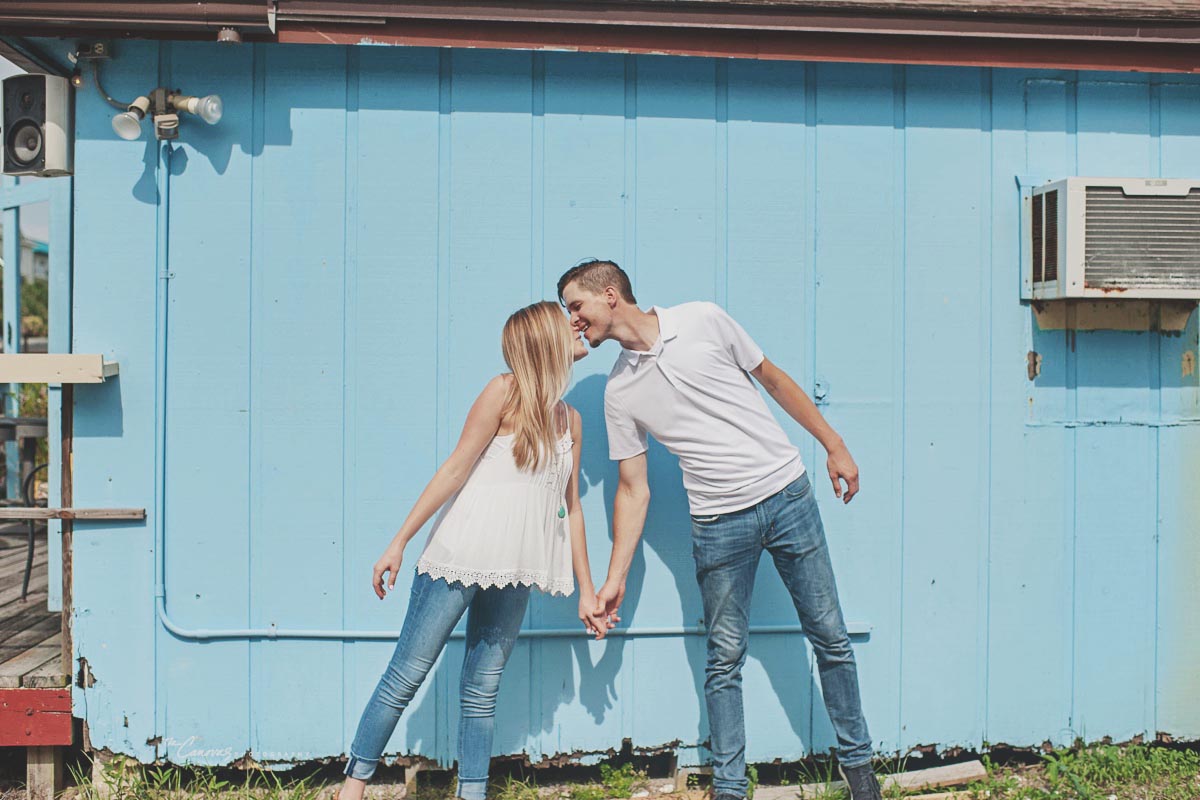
501,301,575,471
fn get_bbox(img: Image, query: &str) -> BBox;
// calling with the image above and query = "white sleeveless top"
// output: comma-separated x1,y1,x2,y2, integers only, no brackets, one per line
415,417,575,597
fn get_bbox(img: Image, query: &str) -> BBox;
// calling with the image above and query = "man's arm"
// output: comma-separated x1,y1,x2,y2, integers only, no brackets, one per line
595,452,651,621
751,356,860,503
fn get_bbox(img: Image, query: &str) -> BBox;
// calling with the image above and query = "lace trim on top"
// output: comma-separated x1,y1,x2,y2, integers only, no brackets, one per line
415,560,575,597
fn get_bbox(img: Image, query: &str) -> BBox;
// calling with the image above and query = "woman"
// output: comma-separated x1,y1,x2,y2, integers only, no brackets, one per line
339,301,607,800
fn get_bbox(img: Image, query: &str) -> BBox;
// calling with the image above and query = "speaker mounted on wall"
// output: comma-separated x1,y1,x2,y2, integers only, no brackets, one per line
3,74,74,177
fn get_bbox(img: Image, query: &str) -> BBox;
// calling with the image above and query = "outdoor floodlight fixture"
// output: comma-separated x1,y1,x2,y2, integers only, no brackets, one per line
171,93,224,125
109,89,223,141
111,95,149,140
72,44,224,142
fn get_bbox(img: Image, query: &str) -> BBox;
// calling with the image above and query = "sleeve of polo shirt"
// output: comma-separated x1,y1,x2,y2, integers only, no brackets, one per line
604,390,648,460
709,303,765,372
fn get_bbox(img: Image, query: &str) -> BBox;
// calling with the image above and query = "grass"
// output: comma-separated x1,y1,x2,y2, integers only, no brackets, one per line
753,743,1198,800
64,756,327,800
24,742,1199,800
495,777,541,800
959,743,1200,800
561,763,648,800
494,763,651,800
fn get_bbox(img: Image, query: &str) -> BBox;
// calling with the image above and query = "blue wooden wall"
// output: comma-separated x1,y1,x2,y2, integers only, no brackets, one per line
61,39,1200,767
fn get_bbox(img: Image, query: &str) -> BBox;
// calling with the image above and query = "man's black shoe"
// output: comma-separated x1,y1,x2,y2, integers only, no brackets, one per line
838,763,883,800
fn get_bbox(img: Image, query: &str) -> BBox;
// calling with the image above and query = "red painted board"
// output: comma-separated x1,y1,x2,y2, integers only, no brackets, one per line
0,689,73,746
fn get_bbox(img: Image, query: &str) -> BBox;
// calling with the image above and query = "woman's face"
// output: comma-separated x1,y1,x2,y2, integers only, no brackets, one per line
570,321,589,362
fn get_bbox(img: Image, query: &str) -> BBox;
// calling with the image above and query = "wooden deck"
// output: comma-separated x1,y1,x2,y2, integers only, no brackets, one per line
0,526,68,689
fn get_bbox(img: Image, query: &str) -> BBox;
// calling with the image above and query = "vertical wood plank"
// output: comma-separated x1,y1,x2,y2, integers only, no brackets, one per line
986,69,1073,747
248,43,347,762
898,65,989,750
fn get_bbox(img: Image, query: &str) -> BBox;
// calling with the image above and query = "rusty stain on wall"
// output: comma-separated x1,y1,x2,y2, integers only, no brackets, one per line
1027,351,1042,381
1183,351,1195,377
75,656,96,688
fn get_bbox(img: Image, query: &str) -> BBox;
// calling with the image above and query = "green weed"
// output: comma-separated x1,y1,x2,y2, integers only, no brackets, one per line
566,784,607,800
495,776,541,800
598,765,644,798
964,742,1200,800
67,755,325,800
789,759,846,800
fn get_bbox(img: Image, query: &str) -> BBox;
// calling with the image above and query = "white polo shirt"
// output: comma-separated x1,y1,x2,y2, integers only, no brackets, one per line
604,301,806,515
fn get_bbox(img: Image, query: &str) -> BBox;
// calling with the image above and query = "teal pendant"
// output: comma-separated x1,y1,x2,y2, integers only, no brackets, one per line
558,506,566,519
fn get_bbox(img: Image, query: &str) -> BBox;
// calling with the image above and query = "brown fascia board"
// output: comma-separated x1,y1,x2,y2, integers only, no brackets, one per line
273,2,1200,44
4,0,1200,38
0,1,272,33
280,0,1200,24
576,0,1200,20
1,0,1199,72
273,19,1200,72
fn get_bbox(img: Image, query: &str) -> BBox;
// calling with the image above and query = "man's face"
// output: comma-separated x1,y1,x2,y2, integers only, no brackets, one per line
561,282,614,348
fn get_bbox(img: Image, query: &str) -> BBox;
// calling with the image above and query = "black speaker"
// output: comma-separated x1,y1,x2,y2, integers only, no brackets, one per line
3,74,73,177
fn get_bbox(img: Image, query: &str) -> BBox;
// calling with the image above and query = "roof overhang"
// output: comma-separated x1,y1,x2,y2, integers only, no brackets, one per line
1,1,1198,73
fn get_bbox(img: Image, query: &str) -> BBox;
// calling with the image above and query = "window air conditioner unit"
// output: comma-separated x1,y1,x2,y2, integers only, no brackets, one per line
1025,177,1200,300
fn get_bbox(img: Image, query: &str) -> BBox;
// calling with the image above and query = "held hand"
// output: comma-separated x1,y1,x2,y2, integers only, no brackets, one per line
372,543,405,599
826,442,860,504
593,580,625,628
578,588,610,640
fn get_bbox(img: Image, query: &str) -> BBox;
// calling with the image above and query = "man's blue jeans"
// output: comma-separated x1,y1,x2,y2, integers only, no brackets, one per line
691,472,873,796
344,570,530,800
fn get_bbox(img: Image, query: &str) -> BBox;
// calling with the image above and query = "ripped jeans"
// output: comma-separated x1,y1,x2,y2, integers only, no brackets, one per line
344,570,530,800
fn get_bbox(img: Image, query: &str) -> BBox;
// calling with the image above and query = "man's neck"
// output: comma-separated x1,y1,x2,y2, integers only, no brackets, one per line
611,306,661,352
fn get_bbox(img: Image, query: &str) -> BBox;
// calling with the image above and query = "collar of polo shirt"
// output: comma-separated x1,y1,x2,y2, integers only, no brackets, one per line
621,305,679,364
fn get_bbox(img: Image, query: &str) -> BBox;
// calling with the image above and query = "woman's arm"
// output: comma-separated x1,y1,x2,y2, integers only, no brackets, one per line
372,375,509,598
565,407,609,638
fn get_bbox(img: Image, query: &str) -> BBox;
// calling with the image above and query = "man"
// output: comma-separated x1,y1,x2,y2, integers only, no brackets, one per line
558,260,882,800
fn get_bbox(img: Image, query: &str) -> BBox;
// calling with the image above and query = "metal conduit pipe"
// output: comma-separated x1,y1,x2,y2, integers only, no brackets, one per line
154,606,871,642
149,146,870,644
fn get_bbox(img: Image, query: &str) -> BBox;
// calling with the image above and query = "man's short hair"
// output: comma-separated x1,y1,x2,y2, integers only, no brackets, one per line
557,259,637,305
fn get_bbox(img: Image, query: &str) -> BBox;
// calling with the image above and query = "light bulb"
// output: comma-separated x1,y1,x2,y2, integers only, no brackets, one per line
112,96,150,141
112,110,143,140
196,94,223,124
174,93,224,124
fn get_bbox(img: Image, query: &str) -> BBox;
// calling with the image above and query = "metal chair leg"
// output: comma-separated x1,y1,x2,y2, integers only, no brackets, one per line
21,462,49,602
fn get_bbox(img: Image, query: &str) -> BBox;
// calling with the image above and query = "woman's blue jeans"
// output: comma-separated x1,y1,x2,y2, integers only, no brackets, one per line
691,472,873,797
344,570,530,800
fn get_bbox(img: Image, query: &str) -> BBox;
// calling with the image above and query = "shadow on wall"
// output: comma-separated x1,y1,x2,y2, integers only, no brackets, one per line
1028,307,1200,422
74,374,124,439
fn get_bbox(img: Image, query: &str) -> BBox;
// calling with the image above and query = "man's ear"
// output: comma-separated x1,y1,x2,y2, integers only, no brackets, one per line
605,286,619,308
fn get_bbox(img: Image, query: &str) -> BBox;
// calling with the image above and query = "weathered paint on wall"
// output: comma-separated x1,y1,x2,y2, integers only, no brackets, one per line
62,39,1200,767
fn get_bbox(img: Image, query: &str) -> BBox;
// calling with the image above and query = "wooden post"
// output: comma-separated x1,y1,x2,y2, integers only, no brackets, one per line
674,766,711,793
60,384,72,682
27,745,62,800
89,751,119,800
404,762,423,795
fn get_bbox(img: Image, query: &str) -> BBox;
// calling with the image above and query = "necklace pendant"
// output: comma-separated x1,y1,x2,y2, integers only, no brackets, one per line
558,506,566,519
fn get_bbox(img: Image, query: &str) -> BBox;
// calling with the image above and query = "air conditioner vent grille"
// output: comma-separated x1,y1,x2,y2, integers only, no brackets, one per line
1032,193,1044,283
1084,186,1200,289
1044,190,1059,283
